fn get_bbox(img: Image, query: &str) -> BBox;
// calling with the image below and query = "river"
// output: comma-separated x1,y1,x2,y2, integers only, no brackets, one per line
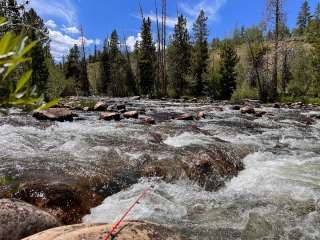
1,98,320,239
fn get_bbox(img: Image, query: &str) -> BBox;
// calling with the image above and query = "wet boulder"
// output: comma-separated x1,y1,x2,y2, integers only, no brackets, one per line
176,113,194,121
140,116,156,125
33,108,76,122
255,111,267,118
123,111,139,119
94,101,108,111
241,106,255,114
23,221,184,240
197,111,206,119
230,105,241,110
0,199,60,240
99,112,121,121
14,182,102,224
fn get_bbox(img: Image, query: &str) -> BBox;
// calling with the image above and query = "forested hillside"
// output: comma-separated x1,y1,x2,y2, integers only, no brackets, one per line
1,0,320,103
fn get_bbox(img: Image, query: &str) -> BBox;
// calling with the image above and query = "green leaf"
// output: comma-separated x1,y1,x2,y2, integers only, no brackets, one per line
0,32,13,54
14,70,32,94
19,40,37,56
35,98,62,111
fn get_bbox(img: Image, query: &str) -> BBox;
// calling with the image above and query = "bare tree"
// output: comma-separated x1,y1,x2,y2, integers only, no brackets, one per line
266,0,285,100
79,25,90,96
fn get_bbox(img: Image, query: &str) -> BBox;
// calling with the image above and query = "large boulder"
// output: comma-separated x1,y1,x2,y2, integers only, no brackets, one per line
0,199,60,240
33,108,76,122
99,112,121,121
14,182,101,225
94,101,108,111
123,111,139,119
240,106,255,114
23,221,184,240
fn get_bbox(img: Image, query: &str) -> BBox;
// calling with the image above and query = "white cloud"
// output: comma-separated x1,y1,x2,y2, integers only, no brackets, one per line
62,25,81,35
179,0,227,22
49,29,100,61
45,19,57,29
145,13,178,28
22,0,78,25
126,33,142,51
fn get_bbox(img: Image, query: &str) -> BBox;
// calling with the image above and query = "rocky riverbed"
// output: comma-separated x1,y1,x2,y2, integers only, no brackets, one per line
1,97,320,239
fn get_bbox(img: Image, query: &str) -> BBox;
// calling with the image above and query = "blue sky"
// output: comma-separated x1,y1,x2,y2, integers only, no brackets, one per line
22,0,319,61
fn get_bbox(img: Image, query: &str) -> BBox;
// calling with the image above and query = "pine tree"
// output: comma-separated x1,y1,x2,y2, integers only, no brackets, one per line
191,10,209,97
167,15,192,97
138,17,156,96
65,44,81,95
297,0,312,35
23,8,50,97
100,39,111,94
218,40,239,100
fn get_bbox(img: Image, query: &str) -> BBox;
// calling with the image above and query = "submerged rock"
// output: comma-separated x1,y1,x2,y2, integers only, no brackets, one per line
23,221,184,240
0,199,60,240
176,114,194,121
99,112,121,121
140,116,156,125
33,108,76,122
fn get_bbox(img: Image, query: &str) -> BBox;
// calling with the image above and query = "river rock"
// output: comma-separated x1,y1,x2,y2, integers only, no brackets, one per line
197,111,206,119
131,96,141,100
94,101,108,111
230,105,241,110
176,114,194,120
23,221,184,240
255,111,267,118
14,182,102,224
240,106,255,114
140,116,156,125
100,112,121,121
123,111,139,119
0,199,60,240
33,108,76,122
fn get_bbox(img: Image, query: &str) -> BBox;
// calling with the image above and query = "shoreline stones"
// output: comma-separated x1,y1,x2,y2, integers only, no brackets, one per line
23,221,184,240
33,108,77,122
0,199,60,240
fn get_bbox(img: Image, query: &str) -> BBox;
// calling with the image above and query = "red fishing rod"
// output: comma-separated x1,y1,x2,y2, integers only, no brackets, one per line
103,187,151,240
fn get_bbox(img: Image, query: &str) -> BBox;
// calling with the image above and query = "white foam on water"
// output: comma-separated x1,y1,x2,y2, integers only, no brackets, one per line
163,132,212,147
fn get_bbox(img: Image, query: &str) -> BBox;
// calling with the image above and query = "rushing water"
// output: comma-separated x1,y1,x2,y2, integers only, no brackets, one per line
1,99,320,239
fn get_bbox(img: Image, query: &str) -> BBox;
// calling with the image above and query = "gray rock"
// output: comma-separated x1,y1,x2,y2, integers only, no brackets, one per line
0,199,60,240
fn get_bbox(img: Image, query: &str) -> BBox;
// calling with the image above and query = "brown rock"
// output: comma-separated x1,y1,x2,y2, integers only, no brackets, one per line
140,116,156,125
240,106,255,114
273,103,281,108
0,199,60,240
123,111,139,119
99,112,121,121
176,114,194,121
94,101,108,111
23,221,184,240
33,108,76,122
255,111,267,118
14,182,102,225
